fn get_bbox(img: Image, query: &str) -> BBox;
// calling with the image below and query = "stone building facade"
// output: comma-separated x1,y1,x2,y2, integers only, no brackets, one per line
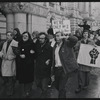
0,2,94,40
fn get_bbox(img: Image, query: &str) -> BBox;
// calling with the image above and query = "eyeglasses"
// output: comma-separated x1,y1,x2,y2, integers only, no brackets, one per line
39,38,45,39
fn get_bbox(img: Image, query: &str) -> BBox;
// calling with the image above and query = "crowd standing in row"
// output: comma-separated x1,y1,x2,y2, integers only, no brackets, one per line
0,20,100,98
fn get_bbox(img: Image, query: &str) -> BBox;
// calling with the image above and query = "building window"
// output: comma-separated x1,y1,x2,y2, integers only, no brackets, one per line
43,2,46,7
49,2,54,7
59,2,61,6
60,6,64,11
78,2,79,9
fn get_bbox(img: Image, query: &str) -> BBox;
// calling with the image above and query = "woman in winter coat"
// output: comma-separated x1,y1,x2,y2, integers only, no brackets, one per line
0,31,18,96
17,31,36,97
74,30,96,93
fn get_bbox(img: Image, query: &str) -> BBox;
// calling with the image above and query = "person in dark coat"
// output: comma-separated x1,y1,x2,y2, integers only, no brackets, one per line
52,31,79,98
35,32,53,96
13,28,22,81
78,20,90,33
17,31,36,97
47,27,56,87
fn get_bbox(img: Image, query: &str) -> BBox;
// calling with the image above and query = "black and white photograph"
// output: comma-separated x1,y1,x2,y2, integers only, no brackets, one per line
0,2,100,98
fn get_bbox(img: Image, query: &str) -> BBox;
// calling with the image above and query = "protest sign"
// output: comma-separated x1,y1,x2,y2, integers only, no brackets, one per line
62,19,71,35
77,43,100,68
52,19,71,35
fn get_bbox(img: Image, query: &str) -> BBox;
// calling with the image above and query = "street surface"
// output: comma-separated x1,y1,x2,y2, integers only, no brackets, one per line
0,67,100,98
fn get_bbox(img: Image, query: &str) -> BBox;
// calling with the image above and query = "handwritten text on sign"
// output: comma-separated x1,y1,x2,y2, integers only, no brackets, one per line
52,19,71,34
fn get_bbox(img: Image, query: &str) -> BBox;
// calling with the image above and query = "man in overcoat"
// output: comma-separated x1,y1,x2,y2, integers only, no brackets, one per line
35,32,53,97
52,31,79,98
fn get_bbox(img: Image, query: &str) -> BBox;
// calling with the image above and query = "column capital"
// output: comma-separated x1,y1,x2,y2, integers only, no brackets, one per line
0,2,48,17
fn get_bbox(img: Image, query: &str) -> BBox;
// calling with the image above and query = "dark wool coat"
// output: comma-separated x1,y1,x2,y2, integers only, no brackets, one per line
13,34,22,43
78,24,90,32
17,40,36,83
35,41,53,79
52,36,79,74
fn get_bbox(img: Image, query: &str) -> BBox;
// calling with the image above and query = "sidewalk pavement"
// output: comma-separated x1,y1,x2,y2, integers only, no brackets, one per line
0,67,100,98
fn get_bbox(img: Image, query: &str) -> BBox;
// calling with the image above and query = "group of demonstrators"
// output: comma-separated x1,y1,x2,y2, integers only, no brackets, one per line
74,20,100,93
0,19,100,98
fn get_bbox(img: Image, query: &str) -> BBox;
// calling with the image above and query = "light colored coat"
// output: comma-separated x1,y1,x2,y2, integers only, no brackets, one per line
0,39,18,76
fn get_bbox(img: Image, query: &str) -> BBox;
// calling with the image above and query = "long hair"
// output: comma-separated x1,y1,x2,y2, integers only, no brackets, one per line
75,28,82,40
13,28,22,42
14,28,21,36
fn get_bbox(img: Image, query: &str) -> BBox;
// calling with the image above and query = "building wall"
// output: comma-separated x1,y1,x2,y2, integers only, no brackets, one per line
0,2,93,39
32,15,47,33
0,12,6,40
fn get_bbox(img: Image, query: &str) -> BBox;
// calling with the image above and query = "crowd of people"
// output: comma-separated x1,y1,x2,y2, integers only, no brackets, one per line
0,19,100,98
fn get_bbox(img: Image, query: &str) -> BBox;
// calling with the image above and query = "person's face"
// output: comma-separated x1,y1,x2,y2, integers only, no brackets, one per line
22,33,29,42
90,34,94,39
83,20,87,24
83,32,88,39
48,34,53,40
6,32,13,41
76,32,80,37
32,33,37,39
13,30,17,35
39,34,46,44
55,32,62,43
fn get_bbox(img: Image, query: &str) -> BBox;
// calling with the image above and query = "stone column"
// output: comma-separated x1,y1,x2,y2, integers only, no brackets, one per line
14,13,26,34
6,13,14,32
89,2,91,16
27,14,32,34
